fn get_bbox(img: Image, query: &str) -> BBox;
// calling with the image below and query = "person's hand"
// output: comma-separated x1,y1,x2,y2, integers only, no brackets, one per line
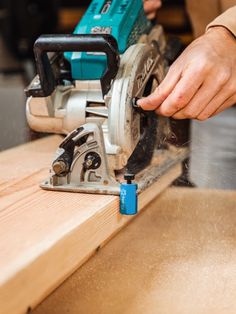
143,0,162,20
137,27,236,120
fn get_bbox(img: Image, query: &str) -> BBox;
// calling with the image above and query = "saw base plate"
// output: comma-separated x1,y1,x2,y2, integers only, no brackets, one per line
41,146,188,195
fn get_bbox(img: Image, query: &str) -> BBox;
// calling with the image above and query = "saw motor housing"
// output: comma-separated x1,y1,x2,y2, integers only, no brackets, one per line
25,0,186,195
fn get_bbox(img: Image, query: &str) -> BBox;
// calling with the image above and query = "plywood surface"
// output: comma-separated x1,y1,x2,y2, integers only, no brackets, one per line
0,136,181,314
33,187,236,314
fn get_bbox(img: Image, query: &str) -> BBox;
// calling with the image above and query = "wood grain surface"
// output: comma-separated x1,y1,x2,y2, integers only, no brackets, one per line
0,136,181,314
33,187,236,314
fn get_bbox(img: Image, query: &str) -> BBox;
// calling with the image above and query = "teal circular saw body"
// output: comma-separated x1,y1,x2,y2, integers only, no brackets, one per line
64,0,152,80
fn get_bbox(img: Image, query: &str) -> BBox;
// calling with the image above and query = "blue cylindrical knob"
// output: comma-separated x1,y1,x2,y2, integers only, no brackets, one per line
120,174,138,215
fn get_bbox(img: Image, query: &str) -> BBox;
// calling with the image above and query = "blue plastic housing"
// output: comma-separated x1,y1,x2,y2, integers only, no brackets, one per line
120,183,138,215
65,0,151,80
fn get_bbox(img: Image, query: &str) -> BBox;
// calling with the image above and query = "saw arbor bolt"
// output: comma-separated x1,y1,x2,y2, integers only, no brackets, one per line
83,152,101,170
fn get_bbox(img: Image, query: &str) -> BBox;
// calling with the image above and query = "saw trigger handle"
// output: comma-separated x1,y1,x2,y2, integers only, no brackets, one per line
26,34,120,98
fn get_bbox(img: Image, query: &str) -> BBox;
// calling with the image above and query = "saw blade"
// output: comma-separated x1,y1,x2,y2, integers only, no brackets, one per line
108,41,166,170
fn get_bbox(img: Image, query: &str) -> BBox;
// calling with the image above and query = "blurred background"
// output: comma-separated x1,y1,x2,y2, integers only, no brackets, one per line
0,0,192,151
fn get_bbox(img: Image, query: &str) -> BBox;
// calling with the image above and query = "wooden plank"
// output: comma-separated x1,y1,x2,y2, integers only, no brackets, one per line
0,135,62,187
33,187,236,314
0,137,181,314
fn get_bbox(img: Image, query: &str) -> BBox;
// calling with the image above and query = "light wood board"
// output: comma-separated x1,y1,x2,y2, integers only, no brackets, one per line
0,136,181,314
33,187,236,314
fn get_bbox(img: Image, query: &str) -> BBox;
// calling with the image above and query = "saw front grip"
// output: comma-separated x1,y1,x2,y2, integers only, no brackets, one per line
25,34,120,98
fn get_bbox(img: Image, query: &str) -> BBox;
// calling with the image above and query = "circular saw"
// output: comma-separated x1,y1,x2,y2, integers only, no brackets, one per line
25,0,187,195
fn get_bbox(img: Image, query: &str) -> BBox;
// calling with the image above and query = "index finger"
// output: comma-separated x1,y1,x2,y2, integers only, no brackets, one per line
137,64,182,110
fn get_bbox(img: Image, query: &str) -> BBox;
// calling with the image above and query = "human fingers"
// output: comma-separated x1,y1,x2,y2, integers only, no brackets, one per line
143,0,162,14
211,93,236,117
171,69,231,119
154,65,204,117
197,82,236,120
212,94,236,116
137,64,182,110
146,12,156,20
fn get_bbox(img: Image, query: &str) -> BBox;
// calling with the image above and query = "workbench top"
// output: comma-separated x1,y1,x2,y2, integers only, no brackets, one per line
33,187,236,314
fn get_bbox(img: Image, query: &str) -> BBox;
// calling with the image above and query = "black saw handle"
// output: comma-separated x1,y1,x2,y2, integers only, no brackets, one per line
26,34,120,97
